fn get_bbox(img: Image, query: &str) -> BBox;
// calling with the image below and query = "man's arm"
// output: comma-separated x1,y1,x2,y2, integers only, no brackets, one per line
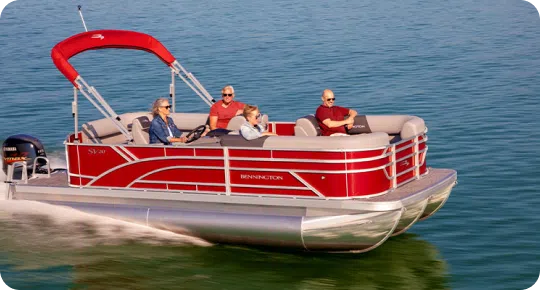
345,109,358,129
322,118,353,128
348,109,358,119
236,103,246,116
209,116,218,130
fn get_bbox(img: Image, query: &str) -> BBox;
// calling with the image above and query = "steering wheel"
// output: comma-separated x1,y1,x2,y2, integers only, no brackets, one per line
185,125,207,143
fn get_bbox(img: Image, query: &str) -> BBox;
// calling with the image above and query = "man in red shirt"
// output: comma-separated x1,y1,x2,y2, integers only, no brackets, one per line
315,89,357,136
209,85,246,130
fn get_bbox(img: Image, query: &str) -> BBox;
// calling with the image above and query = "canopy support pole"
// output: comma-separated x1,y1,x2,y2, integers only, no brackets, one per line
171,61,216,107
170,70,176,113
73,87,79,143
74,76,132,142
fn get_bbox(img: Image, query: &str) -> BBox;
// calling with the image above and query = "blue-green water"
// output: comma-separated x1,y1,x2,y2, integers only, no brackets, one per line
1,0,539,289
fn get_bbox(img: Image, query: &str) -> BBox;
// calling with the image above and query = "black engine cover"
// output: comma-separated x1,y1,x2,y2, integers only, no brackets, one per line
2,134,47,175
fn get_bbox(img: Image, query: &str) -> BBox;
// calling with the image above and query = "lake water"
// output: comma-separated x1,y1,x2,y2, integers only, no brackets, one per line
0,0,539,289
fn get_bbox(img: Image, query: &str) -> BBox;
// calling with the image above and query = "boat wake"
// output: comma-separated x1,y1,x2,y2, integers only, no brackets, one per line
0,158,212,257
0,200,211,248
41,150,68,171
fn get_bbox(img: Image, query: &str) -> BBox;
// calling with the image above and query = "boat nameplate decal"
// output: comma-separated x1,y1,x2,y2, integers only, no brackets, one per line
88,148,107,155
240,174,284,181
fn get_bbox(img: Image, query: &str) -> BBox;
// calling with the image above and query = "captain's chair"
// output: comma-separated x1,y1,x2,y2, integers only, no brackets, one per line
294,115,321,136
132,116,152,144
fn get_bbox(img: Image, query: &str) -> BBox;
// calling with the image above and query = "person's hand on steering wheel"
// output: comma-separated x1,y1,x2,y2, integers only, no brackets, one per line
185,125,208,143
202,125,211,136
170,136,188,143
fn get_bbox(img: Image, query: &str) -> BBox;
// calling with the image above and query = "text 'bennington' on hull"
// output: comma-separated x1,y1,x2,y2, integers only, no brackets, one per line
2,29,457,252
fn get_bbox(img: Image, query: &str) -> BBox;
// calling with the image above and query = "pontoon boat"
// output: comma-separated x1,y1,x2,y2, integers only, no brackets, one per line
2,30,457,252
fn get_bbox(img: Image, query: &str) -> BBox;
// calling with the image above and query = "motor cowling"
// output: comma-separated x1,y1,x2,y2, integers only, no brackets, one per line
2,134,47,175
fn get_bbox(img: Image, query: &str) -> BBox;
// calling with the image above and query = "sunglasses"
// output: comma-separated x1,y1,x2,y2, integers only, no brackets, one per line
326,98,336,101
222,93,234,97
161,105,172,109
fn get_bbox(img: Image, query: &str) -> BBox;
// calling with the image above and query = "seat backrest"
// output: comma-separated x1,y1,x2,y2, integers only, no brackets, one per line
227,115,246,131
227,114,269,131
169,113,209,131
132,116,152,145
294,115,321,136
81,111,150,144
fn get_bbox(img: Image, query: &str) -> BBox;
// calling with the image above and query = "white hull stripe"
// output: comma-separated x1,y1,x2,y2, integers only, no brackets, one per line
111,146,133,162
118,146,139,161
289,171,325,198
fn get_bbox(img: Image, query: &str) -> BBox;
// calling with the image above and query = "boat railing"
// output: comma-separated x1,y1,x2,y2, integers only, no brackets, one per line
33,156,51,178
6,161,28,185
388,131,429,189
3,162,27,200
4,158,51,195
64,128,428,198
383,145,398,189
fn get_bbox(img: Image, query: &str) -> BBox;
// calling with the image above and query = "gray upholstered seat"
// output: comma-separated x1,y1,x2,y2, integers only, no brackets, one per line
294,115,321,137
81,111,152,144
132,116,152,145
227,115,246,131
226,114,269,132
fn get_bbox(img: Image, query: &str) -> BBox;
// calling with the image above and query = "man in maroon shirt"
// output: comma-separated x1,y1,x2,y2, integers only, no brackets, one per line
209,85,246,130
315,89,357,136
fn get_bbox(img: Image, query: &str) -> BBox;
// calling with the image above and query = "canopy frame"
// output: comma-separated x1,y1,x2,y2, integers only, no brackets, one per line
52,29,216,143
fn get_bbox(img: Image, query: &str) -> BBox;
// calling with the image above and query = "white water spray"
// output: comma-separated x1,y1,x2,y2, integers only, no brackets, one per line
0,158,6,199
0,200,211,248
0,151,211,250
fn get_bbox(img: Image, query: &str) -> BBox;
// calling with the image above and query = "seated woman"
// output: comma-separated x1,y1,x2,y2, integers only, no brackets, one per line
149,97,188,145
239,105,277,140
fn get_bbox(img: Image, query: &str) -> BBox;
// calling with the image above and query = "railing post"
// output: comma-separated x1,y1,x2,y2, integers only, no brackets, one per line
33,157,51,178
414,136,420,179
391,145,397,189
10,162,28,184
224,147,231,195
4,164,14,200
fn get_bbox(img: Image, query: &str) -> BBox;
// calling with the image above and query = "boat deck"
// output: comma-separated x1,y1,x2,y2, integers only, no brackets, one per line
26,170,69,186
20,168,456,203
365,168,455,202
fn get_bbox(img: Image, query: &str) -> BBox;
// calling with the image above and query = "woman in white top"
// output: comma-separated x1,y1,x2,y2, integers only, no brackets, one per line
239,105,277,140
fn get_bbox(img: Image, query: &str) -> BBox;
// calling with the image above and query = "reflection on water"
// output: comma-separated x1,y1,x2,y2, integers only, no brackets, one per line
69,235,448,290
0,158,448,289
1,204,449,290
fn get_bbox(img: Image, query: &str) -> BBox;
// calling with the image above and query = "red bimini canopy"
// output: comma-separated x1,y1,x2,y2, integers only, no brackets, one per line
51,30,177,86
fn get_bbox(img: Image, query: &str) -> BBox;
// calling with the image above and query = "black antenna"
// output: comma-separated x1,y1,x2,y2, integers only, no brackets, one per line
77,5,88,32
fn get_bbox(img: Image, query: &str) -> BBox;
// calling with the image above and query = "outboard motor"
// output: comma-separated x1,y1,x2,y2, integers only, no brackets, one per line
2,134,48,176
